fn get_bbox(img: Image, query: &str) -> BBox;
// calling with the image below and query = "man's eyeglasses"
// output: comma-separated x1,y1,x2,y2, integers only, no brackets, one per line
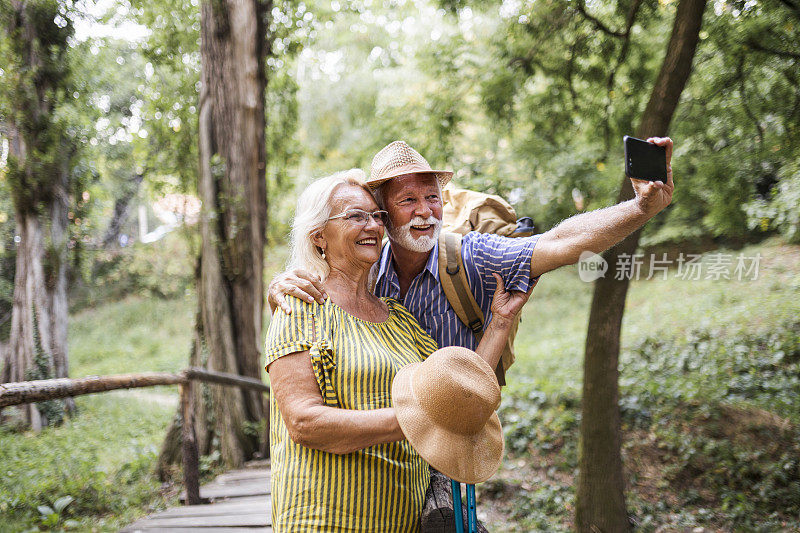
328,209,389,226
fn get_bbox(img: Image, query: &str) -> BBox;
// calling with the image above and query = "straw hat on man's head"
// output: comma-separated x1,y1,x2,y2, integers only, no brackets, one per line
392,346,504,484
368,140,453,190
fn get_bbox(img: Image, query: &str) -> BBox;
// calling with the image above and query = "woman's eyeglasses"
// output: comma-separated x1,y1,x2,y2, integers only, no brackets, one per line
328,209,389,226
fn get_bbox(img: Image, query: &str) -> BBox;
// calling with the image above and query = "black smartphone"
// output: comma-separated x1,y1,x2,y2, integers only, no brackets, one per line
623,135,667,182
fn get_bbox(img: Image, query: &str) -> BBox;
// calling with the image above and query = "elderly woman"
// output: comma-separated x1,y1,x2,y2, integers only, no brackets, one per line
264,169,527,532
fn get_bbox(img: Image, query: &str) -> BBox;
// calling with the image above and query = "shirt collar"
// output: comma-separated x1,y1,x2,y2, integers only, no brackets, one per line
376,239,440,289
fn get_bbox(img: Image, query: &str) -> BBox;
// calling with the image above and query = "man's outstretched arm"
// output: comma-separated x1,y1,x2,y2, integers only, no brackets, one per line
530,137,675,278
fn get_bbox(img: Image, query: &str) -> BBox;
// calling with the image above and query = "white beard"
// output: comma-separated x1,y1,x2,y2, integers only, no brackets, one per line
388,216,442,253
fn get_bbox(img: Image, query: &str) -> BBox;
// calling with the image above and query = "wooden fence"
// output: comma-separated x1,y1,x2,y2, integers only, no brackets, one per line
0,367,269,505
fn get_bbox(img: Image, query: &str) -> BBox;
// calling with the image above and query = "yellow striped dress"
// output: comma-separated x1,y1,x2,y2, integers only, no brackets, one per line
264,296,438,532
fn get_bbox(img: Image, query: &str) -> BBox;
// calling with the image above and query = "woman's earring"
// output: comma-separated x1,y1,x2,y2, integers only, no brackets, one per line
321,250,326,259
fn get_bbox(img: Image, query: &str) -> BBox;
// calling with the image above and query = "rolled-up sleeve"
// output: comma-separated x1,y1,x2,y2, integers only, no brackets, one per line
264,296,315,370
461,232,541,312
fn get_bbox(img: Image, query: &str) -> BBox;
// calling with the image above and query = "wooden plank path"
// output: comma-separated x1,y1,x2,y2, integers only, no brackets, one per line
122,460,271,532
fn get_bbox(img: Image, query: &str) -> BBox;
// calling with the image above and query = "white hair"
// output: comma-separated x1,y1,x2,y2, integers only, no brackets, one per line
288,169,371,280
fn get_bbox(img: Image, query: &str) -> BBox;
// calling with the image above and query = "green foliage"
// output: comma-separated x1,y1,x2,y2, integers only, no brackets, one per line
72,231,196,309
620,319,800,525
36,495,77,530
0,394,175,532
621,320,800,424
126,0,201,193
501,383,579,461
495,320,800,531
745,161,800,243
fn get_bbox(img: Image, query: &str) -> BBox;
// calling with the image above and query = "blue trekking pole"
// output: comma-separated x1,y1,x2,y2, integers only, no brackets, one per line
466,484,477,533
451,479,478,533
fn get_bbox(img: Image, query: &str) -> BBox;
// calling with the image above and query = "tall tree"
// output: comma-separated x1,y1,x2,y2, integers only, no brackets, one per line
0,0,78,428
159,0,269,470
575,0,707,530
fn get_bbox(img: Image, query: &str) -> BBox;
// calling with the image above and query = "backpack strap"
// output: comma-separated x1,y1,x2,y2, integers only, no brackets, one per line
437,232,507,386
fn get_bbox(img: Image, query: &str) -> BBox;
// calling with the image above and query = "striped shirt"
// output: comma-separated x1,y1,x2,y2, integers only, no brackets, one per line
374,232,540,351
264,296,438,532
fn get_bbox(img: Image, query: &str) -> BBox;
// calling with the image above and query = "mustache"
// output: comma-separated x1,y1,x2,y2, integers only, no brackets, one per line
393,216,441,230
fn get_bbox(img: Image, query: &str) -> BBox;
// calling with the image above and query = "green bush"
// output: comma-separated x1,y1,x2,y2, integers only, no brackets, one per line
71,231,195,309
621,320,800,423
493,319,800,531
745,163,800,244
0,394,175,532
621,320,800,529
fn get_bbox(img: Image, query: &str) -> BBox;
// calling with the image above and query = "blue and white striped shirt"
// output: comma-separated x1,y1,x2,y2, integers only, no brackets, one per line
374,232,540,350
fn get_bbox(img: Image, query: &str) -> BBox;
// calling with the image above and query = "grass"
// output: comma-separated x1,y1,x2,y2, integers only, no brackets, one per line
69,294,195,377
0,394,176,532
486,237,800,531
1,239,797,531
0,295,195,532
508,238,800,399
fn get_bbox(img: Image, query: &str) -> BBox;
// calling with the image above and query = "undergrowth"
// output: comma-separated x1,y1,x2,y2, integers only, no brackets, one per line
486,319,800,531
0,394,175,532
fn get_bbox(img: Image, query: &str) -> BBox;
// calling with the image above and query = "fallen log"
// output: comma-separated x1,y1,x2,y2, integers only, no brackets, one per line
421,468,489,533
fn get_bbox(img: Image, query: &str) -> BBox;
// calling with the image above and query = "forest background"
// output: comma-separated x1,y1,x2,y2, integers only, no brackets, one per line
0,0,798,531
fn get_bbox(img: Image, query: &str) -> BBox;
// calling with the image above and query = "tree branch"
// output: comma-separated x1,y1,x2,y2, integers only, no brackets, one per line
575,0,626,37
775,0,800,20
746,39,800,60
736,55,765,144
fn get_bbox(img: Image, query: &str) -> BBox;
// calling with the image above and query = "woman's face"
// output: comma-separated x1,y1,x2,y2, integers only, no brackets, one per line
315,184,385,273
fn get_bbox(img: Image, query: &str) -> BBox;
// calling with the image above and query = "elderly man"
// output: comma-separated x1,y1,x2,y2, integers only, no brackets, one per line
269,139,675,370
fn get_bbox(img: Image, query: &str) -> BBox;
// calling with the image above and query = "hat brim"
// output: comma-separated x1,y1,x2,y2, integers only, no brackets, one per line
392,361,504,484
367,170,453,190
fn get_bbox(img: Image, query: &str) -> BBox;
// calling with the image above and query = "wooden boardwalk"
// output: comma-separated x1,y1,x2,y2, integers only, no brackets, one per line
122,460,271,532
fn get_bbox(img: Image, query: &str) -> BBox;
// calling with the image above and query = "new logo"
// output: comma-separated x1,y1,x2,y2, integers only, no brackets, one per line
578,251,608,282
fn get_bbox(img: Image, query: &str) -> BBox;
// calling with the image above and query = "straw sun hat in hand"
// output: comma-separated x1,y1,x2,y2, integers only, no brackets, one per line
392,346,504,485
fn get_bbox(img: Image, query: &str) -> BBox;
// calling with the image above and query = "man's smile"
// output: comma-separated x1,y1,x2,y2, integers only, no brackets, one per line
410,224,434,232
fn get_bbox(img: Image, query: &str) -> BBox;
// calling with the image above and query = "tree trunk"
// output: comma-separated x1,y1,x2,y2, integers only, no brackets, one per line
158,0,268,472
102,173,144,247
575,0,707,531
0,0,74,427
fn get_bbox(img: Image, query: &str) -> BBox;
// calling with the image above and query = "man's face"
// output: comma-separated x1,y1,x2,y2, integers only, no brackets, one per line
382,173,443,253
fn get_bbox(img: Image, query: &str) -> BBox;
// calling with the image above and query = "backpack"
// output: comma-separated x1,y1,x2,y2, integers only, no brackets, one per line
438,186,534,386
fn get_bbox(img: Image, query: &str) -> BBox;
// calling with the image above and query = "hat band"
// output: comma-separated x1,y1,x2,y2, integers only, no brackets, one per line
375,162,439,181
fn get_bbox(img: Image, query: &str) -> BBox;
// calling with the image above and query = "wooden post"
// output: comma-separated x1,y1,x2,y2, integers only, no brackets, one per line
180,381,201,505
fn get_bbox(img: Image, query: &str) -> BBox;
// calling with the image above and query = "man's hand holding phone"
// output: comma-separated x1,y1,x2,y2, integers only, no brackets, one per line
626,136,674,218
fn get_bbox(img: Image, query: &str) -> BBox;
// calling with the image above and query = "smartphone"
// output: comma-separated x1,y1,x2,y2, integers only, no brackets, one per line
623,135,667,182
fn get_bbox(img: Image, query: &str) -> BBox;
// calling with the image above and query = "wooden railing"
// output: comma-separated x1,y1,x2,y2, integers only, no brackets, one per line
0,368,269,505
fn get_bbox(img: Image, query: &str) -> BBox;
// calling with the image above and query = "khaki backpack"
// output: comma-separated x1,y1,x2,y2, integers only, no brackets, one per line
438,186,534,386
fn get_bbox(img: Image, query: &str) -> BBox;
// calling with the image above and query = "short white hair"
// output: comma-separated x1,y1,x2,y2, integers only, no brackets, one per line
288,169,372,280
